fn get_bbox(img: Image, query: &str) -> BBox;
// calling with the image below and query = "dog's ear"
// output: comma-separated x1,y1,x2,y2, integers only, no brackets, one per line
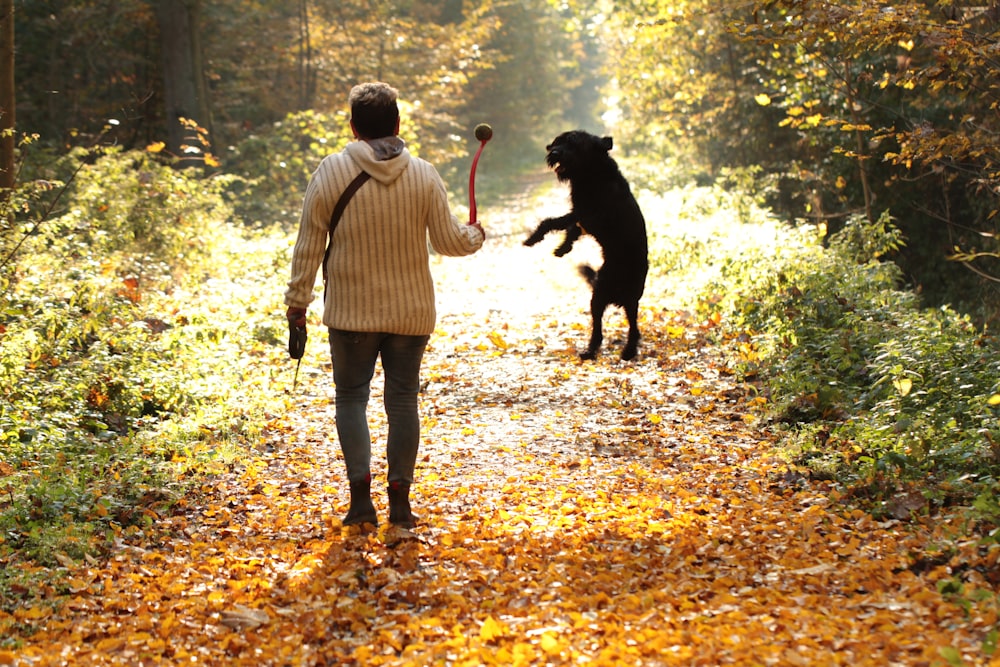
601,136,613,151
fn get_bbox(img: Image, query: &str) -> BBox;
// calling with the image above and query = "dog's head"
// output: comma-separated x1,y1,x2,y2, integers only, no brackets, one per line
545,131,614,182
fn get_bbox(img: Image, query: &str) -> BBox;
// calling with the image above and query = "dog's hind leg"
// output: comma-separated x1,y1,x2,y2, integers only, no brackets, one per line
621,301,640,361
581,289,609,361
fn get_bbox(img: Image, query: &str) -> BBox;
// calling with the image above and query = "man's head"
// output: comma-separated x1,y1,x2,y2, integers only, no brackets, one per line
349,82,400,139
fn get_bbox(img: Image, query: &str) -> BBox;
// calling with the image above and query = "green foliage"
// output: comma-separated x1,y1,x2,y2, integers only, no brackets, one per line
661,193,1000,512
50,147,232,281
850,304,1000,476
0,148,289,603
224,110,352,228
712,214,915,424
603,0,1000,323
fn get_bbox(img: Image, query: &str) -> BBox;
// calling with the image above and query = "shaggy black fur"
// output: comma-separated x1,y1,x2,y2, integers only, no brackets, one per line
524,130,648,360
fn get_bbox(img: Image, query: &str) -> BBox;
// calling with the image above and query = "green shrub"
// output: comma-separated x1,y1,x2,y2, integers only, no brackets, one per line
224,109,352,227
51,146,233,285
0,147,287,598
688,207,1000,504
850,308,1000,479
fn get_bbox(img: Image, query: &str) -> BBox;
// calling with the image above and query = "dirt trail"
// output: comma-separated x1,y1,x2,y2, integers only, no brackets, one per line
6,182,996,666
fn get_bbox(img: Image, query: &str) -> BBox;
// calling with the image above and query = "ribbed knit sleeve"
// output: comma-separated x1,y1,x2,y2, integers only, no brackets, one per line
283,153,360,311
285,148,484,336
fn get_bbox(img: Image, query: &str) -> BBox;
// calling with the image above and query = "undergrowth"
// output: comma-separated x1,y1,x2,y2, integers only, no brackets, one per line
0,145,292,612
651,180,1000,539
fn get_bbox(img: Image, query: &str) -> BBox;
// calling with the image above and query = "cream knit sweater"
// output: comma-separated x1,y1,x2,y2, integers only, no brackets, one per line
284,138,484,335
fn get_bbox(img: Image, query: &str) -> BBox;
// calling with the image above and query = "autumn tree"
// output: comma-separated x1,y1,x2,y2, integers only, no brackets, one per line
157,0,213,166
0,0,13,198
600,1,781,174
303,0,500,164
737,0,1000,316
196,0,504,166
461,0,601,172
600,0,1000,320
14,2,158,146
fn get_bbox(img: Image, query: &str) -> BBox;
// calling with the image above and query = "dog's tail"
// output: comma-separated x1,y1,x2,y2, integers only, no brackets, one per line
578,264,597,286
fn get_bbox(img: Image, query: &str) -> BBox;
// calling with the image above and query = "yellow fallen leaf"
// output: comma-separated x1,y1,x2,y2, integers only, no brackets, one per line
480,615,507,642
487,331,509,350
539,632,563,655
54,552,75,568
666,325,685,338
95,637,124,652
14,606,51,621
790,562,836,576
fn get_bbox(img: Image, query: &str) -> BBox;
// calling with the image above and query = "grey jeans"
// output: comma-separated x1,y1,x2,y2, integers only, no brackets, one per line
328,329,429,485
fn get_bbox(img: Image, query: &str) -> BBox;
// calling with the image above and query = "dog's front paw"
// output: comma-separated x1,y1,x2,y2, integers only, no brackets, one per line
580,349,597,361
524,232,544,247
554,244,572,257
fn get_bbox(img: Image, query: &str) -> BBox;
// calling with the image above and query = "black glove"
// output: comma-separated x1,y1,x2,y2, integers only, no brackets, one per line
288,323,307,359
286,307,307,359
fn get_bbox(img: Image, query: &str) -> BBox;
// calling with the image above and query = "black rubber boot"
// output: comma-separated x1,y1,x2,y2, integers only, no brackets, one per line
388,480,417,529
342,476,377,527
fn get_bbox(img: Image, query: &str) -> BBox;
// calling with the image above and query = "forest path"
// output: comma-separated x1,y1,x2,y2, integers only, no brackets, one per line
5,177,995,666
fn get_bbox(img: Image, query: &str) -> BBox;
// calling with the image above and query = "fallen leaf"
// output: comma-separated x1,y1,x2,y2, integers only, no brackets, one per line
219,605,270,631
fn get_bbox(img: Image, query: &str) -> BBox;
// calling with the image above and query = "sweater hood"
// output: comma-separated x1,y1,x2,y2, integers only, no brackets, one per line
345,137,410,185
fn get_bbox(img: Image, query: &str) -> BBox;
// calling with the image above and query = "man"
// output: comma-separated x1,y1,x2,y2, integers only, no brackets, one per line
285,82,485,529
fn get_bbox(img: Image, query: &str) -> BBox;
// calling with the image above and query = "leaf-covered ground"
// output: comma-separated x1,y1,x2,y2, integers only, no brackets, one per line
3,189,999,666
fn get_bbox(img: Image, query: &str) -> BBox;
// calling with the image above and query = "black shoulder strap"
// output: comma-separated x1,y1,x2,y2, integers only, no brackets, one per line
329,171,372,236
322,170,371,288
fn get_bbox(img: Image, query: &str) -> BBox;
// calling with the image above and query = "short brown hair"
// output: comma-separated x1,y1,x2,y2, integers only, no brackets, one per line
349,82,400,139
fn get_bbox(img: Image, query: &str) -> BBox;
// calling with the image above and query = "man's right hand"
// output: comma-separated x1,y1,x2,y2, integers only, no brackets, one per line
286,307,308,360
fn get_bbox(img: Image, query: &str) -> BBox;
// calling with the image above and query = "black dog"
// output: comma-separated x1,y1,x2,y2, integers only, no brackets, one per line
524,130,648,361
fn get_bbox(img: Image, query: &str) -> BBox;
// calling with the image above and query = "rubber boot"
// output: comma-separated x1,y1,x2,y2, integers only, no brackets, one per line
342,475,377,527
388,480,417,529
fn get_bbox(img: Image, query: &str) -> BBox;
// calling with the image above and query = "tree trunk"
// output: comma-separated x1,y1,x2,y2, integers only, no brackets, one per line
0,0,15,196
843,57,874,223
157,0,212,168
297,0,315,110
